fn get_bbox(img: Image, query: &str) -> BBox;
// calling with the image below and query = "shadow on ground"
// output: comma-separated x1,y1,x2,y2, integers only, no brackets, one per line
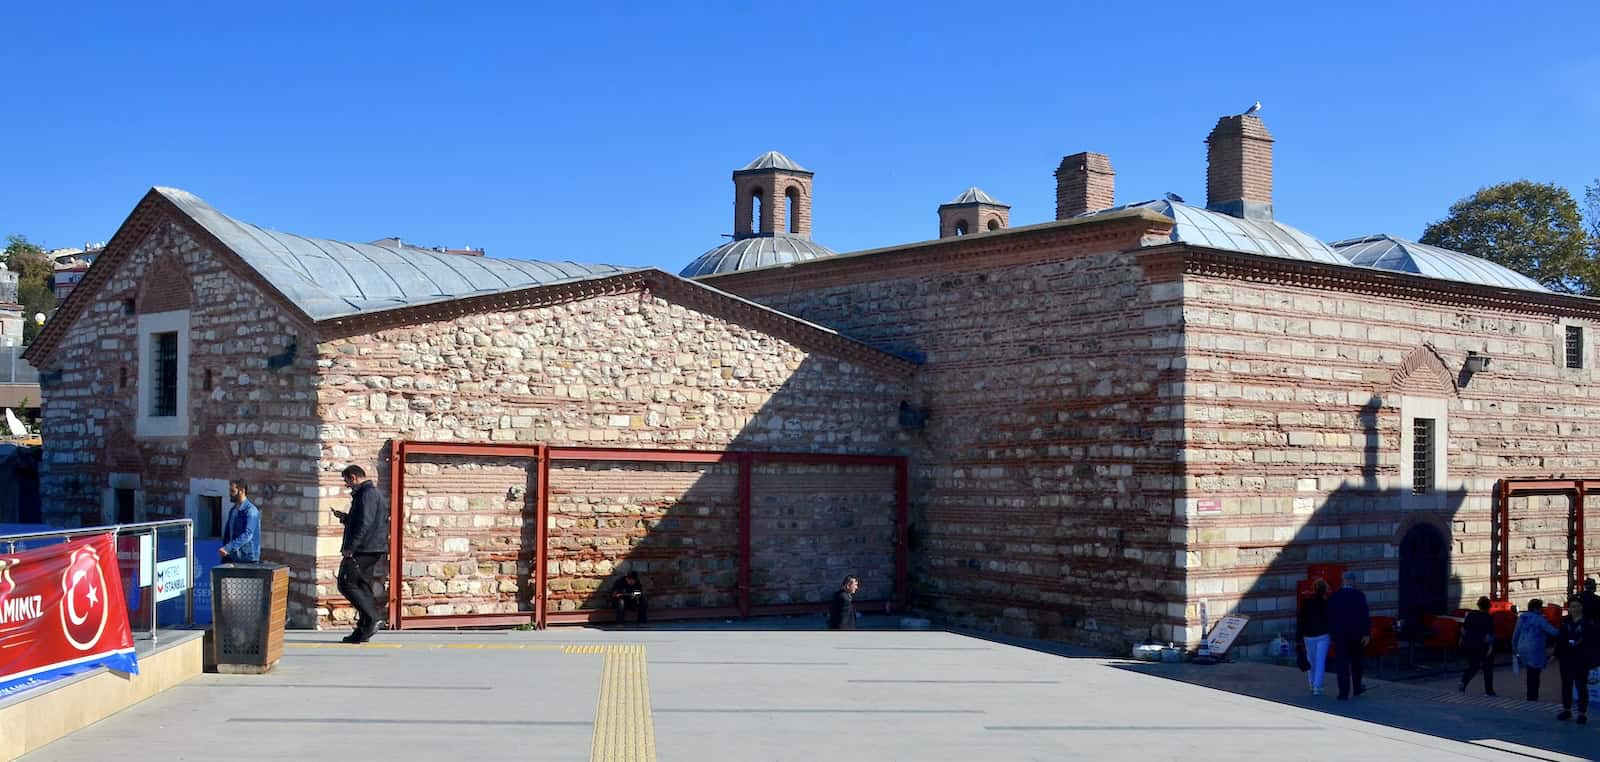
1113,658,1596,760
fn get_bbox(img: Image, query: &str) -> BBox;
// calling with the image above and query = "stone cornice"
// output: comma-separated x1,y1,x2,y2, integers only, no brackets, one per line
1135,244,1600,319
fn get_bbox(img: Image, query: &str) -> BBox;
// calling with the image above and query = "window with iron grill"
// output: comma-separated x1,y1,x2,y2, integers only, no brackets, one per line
151,331,178,417
1412,418,1435,494
1566,326,1584,369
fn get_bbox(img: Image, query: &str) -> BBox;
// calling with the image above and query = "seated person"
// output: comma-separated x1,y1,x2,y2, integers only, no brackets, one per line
612,572,647,625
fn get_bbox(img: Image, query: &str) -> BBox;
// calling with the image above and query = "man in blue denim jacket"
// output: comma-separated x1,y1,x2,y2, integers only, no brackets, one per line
219,480,261,563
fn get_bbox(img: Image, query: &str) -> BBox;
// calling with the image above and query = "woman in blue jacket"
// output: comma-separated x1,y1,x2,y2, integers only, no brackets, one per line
1512,598,1558,701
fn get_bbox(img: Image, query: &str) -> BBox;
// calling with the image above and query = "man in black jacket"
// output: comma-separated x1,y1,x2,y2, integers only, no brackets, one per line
612,572,647,625
1459,596,1497,696
1581,578,1600,625
333,464,389,644
827,576,858,630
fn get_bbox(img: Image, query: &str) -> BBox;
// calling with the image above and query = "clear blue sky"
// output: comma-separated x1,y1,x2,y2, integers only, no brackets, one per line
5,3,1599,273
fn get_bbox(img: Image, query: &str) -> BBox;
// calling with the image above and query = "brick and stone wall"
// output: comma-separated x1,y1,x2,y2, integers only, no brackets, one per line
548,461,739,612
1173,271,1600,649
711,220,1190,647
396,455,533,619
749,462,897,605
34,218,324,621
315,290,911,625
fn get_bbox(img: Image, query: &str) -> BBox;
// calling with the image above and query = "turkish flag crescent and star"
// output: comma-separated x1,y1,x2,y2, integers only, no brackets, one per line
0,533,138,697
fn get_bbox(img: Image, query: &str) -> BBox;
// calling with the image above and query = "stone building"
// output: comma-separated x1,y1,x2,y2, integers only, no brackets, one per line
26,110,1600,648
24,187,914,626
699,114,1600,649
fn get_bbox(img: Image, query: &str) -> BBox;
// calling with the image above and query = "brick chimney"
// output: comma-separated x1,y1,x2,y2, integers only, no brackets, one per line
1054,152,1114,219
1205,114,1273,220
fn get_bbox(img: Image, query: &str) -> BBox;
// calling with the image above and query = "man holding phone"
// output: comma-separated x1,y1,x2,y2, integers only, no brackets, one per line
334,464,389,644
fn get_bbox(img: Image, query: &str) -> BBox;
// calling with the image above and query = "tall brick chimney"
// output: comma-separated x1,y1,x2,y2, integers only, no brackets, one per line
1205,114,1273,220
1054,152,1115,219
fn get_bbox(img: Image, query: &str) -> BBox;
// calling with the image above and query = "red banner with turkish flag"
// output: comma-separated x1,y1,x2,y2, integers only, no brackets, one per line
0,533,138,697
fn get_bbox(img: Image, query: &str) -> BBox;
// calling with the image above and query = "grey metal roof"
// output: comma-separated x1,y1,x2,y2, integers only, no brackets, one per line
679,233,838,278
739,151,810,173
1083,199,1349,266
1332,234,1550,292
942,187,1006,207
156,187,633,320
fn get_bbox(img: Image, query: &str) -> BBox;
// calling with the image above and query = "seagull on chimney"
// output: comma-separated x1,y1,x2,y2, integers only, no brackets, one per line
1243,101,1262,116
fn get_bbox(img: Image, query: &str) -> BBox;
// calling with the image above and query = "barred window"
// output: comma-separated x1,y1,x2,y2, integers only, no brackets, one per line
1566,326,1584,369
1412,418,1435,494
151,331,178,417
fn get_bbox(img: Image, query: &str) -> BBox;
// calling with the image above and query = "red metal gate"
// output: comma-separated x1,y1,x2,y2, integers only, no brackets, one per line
386,440,909,629
1493,477,1591,601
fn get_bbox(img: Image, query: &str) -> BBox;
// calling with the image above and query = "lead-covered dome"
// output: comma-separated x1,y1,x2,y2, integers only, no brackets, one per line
1332,234,1549,292
679,234,838,277
683,150,838,277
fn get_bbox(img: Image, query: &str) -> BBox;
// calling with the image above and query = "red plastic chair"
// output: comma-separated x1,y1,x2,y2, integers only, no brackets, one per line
1366,616,1400,670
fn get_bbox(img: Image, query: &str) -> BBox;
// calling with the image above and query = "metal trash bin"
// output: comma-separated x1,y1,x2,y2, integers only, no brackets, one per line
211,563,289,674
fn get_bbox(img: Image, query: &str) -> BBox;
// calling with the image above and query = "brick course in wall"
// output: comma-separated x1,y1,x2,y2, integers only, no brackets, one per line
315,291,912,625
1171,267,1600,649
710,217,1192,647
32,219,325,621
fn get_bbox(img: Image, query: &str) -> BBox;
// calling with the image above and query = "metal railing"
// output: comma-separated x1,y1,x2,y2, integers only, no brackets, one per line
1,518,195,643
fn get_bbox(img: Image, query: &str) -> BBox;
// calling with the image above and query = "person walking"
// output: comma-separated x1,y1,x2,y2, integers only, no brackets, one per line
333,464,388,644
218,480,260,563
1298,578,1332,695
612,572,647,625
827,575,859,630
1459,596,1497,697
1327,572,1371,700
1512,598,1558,701
1554,598,1592,723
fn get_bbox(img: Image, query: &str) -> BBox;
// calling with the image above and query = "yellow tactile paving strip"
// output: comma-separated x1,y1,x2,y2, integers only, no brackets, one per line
285,642,657,761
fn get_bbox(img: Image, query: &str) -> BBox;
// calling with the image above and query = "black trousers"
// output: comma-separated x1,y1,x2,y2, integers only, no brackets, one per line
337,553,384,635
615,595,647,623
1525,666,1543,701
1461,647,1495,694
1333,636,1365,698
1559,662,1590,714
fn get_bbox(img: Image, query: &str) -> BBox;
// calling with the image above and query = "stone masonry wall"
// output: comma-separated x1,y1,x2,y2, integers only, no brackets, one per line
315,290,911,625
750,462,896,605
1175,273,1600,650
396,455,533,619
35,219,324,623
548,461,739,612
713,225,1189,648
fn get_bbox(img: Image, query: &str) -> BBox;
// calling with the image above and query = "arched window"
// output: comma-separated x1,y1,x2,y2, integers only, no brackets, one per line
785,187,800,233
751,188,764,233
986,219,1001,231
955,219,969,236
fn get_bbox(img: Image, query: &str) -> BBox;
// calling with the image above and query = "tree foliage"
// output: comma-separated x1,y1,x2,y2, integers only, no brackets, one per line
1419,181,1596,295
3,235,58,344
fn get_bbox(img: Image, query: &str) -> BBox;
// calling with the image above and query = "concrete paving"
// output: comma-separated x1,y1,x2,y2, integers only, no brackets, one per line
20,623,1599,761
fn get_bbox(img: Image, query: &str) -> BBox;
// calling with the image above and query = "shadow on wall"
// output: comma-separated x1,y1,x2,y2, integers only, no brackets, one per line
387,354,909,625
1224,395,1467,652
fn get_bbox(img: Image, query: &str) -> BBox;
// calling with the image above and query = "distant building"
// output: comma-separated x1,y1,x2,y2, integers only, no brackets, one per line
49,244,102,301
0,263,21,349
